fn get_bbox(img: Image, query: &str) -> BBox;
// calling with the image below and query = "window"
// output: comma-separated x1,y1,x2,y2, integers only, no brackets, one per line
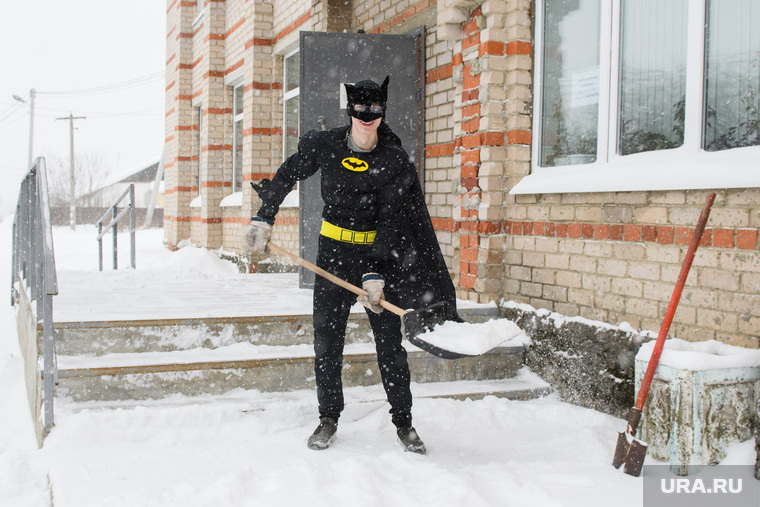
196,105,202,195
517,0,760,194
618,0,688,155
283,49,300,159
193,0,205,26
538,0,601,166
232,83,244,192
703,0,760,151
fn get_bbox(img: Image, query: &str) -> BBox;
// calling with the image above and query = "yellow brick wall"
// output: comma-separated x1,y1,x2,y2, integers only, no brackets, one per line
164,0,760,347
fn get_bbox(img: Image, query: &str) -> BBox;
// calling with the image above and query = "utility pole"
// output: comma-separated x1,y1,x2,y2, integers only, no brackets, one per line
56,113,86,230
12,88,35,169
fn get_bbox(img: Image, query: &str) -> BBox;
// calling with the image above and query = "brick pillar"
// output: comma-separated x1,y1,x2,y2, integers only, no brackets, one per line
437,0,532,304
194,0,228,249
164,0,197,249
242,0,279,232
443,2,506,303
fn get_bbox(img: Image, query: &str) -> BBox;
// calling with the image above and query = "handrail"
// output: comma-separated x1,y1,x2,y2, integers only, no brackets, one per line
11,157,58,442
96,183,135,271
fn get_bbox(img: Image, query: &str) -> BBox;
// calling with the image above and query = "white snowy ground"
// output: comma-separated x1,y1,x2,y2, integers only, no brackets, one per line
0,218,754,507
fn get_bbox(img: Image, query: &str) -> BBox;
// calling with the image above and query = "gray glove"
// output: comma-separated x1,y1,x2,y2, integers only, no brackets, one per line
358,273,385,314
245,217,272,254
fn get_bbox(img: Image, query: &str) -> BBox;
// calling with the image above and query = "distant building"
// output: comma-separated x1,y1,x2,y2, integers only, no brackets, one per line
60,160,164,228
163,0,760,347
81,161,163,209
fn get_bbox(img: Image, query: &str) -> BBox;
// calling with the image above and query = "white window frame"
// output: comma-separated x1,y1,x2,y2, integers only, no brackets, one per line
196,104,203,196
283,48,300,160
193,0,205,26
514,0,760,195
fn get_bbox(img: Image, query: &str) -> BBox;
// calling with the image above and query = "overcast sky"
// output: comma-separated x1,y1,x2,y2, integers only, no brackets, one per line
0,0,166,216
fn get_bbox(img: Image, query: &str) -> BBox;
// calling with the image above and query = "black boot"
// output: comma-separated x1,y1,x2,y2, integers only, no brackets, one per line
307,417,338,450
397,426,426,454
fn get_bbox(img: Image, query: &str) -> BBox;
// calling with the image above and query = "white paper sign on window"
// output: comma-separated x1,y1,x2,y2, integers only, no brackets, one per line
570,67,599,108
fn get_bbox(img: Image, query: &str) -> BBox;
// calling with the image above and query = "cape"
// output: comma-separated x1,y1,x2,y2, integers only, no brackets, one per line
353,122,461,317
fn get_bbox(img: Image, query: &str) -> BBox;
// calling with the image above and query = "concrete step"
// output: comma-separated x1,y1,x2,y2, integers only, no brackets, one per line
55,342,528,403
61,372,554,414
54,307,499,356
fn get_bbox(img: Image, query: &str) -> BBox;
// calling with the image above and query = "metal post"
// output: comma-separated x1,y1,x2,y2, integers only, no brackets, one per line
97,222,103,272
28,89,35,170
12,89,35,170
112,206,118,270
39,208,55,434
129,184,136,269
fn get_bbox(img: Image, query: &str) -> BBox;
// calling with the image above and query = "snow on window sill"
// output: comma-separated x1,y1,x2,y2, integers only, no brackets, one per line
220,192,242,207
511,145,760,195
280,189,299,208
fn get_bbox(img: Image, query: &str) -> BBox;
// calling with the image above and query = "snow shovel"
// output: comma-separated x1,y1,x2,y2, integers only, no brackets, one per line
265,241,471,359
612,192,716,477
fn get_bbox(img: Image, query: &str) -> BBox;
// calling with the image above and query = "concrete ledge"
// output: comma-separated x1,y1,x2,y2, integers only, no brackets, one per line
636,339,760,475
501,302,648,418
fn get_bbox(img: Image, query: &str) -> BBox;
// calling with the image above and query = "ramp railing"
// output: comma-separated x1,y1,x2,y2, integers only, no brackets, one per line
97,183,135,271
11,157,59,445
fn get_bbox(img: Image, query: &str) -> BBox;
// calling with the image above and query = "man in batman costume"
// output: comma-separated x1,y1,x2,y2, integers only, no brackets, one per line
246,76,460,454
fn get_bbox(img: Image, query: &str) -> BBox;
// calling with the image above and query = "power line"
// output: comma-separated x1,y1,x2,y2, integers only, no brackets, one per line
38,71,164,97
0,101,25,124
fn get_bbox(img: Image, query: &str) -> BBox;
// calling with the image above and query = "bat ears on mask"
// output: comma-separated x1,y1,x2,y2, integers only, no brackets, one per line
344,75,390,105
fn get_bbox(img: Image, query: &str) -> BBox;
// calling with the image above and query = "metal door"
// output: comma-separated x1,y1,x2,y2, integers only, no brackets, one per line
298,29,426,288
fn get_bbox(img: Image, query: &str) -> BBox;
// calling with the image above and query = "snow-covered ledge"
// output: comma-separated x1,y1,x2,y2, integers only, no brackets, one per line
220,192,241,208
636,339,760,476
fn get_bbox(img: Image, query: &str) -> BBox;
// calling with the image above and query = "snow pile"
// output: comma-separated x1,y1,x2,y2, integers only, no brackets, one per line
0,219,756,506
418,318,529,356
637,338,760,371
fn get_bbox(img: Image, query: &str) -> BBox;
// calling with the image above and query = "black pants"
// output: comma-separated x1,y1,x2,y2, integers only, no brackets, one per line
312,236,413,428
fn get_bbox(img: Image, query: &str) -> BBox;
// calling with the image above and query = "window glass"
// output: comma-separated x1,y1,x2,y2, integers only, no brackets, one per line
196,105,202,194
704,0,760,151
233,84,244,192
539,0,601,167
285,96,299,158
234,118,243,191
234,85,244,117
285,51,300,93
283,50,300,159
618,0,688,155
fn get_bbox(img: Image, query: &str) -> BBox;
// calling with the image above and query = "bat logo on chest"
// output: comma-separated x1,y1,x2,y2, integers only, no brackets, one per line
341,157,369,172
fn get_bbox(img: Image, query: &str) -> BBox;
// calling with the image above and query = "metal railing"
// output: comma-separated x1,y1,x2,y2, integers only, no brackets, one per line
11,157,58,443
97,183,136,271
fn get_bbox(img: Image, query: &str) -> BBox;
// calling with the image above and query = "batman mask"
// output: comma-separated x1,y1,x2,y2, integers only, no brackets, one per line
345,76,389,122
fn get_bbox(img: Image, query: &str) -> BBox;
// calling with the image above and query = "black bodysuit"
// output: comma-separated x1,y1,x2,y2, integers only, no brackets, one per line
256,123,457,427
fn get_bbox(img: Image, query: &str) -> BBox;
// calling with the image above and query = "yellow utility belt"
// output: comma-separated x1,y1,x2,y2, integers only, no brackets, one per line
320,221,376,245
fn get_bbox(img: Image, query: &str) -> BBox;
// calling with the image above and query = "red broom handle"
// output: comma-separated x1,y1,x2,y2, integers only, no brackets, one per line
632,193,716,415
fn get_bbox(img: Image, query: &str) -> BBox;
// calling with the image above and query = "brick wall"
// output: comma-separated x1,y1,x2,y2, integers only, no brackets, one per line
504,190,760,347
164,0,760,347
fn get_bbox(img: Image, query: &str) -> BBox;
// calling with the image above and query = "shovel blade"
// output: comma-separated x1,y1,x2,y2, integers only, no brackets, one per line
402,301,472,360
622,439,648,477
612,431,630,469
613,431,648,477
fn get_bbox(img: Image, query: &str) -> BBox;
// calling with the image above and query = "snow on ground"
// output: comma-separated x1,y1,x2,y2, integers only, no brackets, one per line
0,218,754,506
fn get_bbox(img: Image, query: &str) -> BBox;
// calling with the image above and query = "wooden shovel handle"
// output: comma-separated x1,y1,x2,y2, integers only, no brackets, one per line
266,241,407,317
